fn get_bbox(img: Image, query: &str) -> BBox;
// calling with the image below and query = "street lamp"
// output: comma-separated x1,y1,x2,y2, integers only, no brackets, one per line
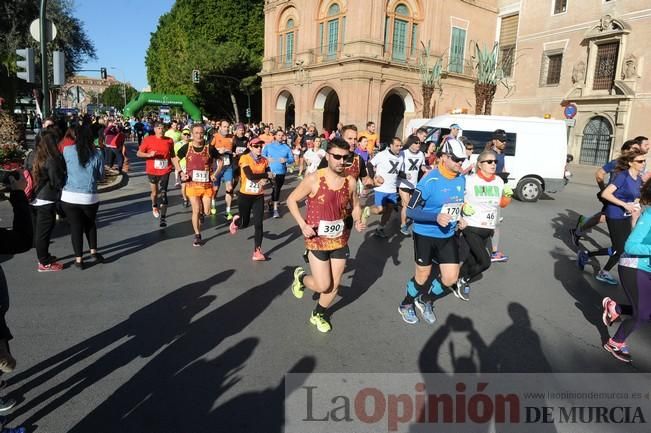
110,66,127,110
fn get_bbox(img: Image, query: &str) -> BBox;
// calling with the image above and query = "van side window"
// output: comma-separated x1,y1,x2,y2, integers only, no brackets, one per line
460,130,517,156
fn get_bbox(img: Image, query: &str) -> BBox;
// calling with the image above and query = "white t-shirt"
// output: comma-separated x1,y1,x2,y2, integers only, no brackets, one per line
304,148,326,174
398,149,425,189
371,149,401,193
463,173,505,229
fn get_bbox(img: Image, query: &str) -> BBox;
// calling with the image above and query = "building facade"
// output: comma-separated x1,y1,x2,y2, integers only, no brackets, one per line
57,74,122,112
492,0,651,165
261,0,498,142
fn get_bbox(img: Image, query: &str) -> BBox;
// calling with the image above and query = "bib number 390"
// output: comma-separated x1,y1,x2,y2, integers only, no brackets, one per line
318,219,344,238
440,202,463,222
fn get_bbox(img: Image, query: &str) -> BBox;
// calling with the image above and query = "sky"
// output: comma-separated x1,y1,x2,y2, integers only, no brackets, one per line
73,0,176,91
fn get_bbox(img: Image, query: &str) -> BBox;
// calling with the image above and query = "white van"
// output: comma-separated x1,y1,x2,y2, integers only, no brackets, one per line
405,115,570,202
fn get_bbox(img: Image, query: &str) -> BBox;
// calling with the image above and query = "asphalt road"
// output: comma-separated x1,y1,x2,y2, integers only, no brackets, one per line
0,146,649,432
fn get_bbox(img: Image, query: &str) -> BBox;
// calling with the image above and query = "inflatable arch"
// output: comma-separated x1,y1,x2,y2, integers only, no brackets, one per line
122,92,202,121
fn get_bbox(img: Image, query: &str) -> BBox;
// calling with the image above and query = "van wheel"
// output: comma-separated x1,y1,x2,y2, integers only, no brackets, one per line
516,178,542,202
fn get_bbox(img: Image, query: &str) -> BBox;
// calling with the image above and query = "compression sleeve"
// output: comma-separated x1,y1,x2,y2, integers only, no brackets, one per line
242,166,268,181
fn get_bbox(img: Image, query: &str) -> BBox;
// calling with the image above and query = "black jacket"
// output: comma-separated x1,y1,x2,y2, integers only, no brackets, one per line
34,156,66,202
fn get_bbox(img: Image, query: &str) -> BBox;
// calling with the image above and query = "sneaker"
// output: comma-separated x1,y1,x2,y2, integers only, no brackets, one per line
575,214,586,232
37,262,64,272
192,234,202,247
152,207,160,219
74,261,85,270
159,218,167,228
291,267,306,299
596,270,618,285
490,251,509,262
602,297,620,327
226,212,233,221
569,228,581,248
183,199,190,208
309,312,332,333
252,248,266,261
577,250,589,270
298,174,304,180
453,278,471,301
374,227,388,238
90,252,105,263
414,296,437,324
273,209,280,219
0,340,15,373
398,303,419,324
0,397,16,412
229,215,240,235
288,165,294,174
603,338,632,363
210,207,217,215
400,224,410,236
361,206,371,224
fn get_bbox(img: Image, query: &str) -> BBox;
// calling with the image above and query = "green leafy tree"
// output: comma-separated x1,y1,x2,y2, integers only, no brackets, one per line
100,84,138,109
145,0,264,120
0,0,96,111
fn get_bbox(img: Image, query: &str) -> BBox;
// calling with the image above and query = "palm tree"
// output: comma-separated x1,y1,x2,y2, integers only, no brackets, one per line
418,41,443,118
472,42,506,115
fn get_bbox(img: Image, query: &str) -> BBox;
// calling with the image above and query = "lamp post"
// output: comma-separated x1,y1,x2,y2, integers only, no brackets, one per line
110,66,127,110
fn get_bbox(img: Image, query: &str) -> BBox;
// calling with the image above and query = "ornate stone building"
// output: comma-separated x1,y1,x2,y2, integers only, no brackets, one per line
57,74,121,112
261,0,499,142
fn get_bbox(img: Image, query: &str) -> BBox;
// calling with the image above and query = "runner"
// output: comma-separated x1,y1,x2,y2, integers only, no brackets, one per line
303,138,326,175
229,137,273,261
399,140,467,325
231,123,249,190
262,129,294,218
368,137,403,238
136,121,175,228
484,129,510,262
287,137,366,333
174,124,222,246
363,121,379,157
210,120,235,219
456,150,513,301
174,127,191,207
258,124,274,145
398,135,426,236
291,126,305,177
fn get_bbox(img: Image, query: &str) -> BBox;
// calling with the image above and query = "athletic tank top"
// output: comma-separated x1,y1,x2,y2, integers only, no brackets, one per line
345,154,360,179
185,145,212,186
305,169,352,251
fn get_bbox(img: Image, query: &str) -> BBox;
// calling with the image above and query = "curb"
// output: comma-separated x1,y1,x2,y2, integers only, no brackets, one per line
99,173,129,193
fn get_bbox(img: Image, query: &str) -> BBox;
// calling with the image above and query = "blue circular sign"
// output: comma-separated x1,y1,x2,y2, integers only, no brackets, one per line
564,103,577,119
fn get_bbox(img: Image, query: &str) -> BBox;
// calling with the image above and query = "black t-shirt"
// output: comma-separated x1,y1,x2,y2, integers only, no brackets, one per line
232,135,249,155
176,143,221,160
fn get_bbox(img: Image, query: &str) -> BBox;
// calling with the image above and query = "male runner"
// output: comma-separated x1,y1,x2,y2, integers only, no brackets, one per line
363,121,379,156
174,127,191,207
210,120,235,219
231,123,249,189
137,121,175,227
287,137,366,333
262,129,294,218
368,137,403,238
398,135,426,235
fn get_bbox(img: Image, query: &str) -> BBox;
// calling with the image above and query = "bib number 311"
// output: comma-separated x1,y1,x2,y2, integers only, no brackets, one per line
440,202,463,222
318,219,344,238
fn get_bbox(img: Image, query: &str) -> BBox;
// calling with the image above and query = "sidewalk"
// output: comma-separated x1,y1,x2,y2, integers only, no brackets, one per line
567,163,597,188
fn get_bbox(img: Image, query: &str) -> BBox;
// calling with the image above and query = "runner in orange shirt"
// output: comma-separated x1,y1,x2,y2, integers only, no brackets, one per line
210,119,235,218
363,121,379,157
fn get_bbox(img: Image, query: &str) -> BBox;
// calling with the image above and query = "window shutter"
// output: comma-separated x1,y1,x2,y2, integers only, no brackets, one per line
450,27,466,73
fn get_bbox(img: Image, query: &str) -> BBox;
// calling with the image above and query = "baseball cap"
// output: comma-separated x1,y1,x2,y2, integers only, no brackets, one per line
442,138,467,161
492,129,509,141
450,123,461,129
182,128,191,134
235,123,245,131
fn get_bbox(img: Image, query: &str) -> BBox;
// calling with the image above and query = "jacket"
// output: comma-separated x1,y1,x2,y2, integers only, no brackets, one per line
62,146,104,194
34,155,66,202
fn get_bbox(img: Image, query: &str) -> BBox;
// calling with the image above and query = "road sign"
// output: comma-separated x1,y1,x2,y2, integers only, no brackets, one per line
192,70,200,83
564,103,578,119
29,18,57,42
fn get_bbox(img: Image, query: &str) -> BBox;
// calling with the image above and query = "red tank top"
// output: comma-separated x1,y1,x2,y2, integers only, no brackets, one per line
185,145,212,186
305,169,352,251
345,154,360,179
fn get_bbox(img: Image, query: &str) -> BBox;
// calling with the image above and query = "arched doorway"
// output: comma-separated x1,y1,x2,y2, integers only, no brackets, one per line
314,87,340,133
580,116,613,165
276,91,295,129
380,93,406,144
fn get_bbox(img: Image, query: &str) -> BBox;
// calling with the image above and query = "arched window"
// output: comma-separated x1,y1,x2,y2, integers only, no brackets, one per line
279,17,297,66
319,2,346,59
384,3,419,62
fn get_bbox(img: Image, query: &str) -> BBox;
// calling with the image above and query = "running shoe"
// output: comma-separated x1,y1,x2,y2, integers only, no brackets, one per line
229,215,240,235
603,338,632,363
452,278,471,301
159,217,167,228
298,174,304,180
183,199,189,208
252,248,267,261
414,296,436,324
152,207,160,219
309,312,332,333
192,234,202,247
569,228,581,248
37,262,64,272
0,396,16,412
273,209,280,219
90,252,105,263
288,165,294,174
291,267,306,299
210,207,217,215
490,251,509,262
575,214,586,231
361,206,371,224
400,224,410,236
398,303,419,324
577,250,589,270
602,297,620,327
226,212,233,221
374,227,388,238
596,270,618,285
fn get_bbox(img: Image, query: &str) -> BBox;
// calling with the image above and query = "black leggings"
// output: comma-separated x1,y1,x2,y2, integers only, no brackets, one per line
614,266,651,342
33,203,57,265
237,193,264,248
587,217,631,271
61,202,99,258
460,226,493,282
271,174,285,202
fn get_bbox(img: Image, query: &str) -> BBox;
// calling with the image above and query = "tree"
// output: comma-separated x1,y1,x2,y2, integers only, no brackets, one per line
472,42,509,115
0,0,96,112
145,0,264,120
100,84,138,109
417,41,443,118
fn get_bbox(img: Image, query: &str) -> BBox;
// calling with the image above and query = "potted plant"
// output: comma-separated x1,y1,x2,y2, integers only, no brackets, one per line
0,110,28,170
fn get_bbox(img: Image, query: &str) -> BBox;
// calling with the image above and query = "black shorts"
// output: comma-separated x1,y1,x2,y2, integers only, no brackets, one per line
303,245,350,263
148,172,171,191
413,232,459,266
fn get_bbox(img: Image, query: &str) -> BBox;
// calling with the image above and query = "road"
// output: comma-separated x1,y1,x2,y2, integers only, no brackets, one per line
0,147,649,432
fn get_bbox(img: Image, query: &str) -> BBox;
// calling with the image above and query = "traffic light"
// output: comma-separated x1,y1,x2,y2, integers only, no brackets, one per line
246,108,252,119
15,48,35,83
192,69,200,83
100,67,107,80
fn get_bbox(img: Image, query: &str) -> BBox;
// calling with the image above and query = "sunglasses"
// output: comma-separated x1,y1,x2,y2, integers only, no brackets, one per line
449,155,467,163
634,159,647,164
480,159,497,164
328,153,350,160
183,133,191,136
250,144,262,149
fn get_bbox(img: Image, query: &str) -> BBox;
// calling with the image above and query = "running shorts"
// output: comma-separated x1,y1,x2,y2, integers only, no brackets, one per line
413,232,459,265
303,245,350,263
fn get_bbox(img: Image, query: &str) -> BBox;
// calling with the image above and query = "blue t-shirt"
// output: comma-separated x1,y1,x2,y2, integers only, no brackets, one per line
604,170,642,219
496,153,506,173
410,168,465,238
262,142,294,175
602,159,616,174
621,209,651,273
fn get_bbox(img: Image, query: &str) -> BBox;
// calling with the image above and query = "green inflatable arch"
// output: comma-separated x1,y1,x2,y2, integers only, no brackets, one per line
122,92,202,121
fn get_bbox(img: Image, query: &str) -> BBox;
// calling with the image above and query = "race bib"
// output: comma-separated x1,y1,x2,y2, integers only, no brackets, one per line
245,180,260,194
223,155,231,166
484,209,497,228
192,170,209,183
154,159,168,169
318,219,344,238
440,202,463,222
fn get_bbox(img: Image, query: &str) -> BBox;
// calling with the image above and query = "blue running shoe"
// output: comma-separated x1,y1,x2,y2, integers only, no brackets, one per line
577,250,589,270
453,278,471,301
398,304,418,324
415,296,436,324
595,270,618,285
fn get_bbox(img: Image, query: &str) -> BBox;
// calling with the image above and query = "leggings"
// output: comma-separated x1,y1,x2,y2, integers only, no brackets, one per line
587,217,631,271
237,193,264,249
33,203,57,265
613,266,651,343
460,226,493,282
61,202,100,257
271,174,285,202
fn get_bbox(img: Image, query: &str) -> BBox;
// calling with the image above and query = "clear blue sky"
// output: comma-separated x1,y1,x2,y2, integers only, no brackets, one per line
73,0,175,91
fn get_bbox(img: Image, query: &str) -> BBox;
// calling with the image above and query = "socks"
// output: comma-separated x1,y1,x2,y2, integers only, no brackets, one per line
314,303,327,315
226,206,231,213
